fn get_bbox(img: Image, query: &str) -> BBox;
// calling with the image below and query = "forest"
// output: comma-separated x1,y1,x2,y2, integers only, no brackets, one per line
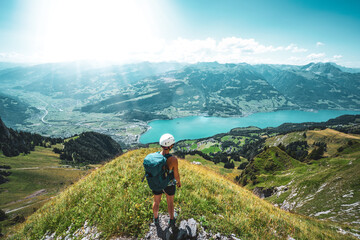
55,131,123,165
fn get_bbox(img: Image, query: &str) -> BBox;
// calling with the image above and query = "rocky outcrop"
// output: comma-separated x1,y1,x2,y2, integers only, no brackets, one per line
144,214,241,240
40,214,242,240
252,187,274,199
41,221,101,240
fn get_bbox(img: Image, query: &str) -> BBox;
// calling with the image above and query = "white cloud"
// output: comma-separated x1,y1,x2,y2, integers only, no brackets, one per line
215,37,283,54
1,37,348,66
285,44,308,53
143,37,309,64
316,42,324,47
332,55,343,60
306,53,326,60
0,52,28,62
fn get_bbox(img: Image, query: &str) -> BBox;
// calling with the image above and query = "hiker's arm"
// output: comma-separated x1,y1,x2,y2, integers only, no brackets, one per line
173,158,181,188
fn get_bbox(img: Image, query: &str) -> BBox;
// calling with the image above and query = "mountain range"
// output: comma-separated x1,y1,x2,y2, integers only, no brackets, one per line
80,62,360,119
0,61,359,144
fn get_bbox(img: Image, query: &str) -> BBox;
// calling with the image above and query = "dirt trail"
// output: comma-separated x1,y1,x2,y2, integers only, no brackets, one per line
5,199,49,214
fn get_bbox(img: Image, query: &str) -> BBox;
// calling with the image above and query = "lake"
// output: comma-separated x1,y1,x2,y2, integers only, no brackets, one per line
139,110,360,144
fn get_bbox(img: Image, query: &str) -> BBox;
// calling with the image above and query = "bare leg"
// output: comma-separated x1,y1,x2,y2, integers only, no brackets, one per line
165,193,175,219
153,194,162,219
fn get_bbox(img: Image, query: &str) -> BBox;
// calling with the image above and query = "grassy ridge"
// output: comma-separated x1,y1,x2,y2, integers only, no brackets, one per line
11,148,355,239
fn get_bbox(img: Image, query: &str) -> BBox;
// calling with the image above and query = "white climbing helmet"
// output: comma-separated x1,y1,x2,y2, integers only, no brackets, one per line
159,133,175,147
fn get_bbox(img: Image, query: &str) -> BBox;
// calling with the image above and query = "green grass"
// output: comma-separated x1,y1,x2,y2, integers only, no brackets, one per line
244,131,360,227
0,146,90,235
0,146,60,169
64,136,79,142
183,154,242,180
251,147,303,175
190,143,198,150
266,131,306,147
10,148,356,239
148,143,160,148
221,135,231,141
201,145,221,154
0,168,86,206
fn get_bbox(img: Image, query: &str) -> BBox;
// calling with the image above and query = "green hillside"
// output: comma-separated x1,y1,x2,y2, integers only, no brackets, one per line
10,148,356,239
239,128,360,230
0,145,91,236
237,147,304,186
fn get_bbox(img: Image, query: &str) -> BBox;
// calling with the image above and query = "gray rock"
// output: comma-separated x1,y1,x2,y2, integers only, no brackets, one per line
177,220,188,240
196,226,208,240
145,214,174,240
64,235,72,240
214,233,221,239
187,218,197,238
253,187,274,199
177,218,197,239
230,234,241,240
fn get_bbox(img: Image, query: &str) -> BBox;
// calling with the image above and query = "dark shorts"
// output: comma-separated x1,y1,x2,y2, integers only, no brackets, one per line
152,185,176,196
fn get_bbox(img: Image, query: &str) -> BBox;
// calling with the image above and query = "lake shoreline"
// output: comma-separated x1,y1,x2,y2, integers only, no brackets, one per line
139,110,360,144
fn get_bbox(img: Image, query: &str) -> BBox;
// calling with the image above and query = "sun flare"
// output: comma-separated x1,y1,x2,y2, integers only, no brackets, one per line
28,0,163,62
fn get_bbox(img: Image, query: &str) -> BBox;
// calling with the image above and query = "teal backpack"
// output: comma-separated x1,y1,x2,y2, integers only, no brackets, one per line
143,152,172,191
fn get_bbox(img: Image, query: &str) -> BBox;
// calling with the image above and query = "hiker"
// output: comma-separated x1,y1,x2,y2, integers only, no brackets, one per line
148,133,181,226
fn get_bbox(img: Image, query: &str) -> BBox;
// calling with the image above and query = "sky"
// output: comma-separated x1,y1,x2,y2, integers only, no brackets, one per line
0,0,359,67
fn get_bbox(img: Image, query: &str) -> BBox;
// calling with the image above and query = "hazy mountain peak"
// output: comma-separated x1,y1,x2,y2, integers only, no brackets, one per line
301,62,342,75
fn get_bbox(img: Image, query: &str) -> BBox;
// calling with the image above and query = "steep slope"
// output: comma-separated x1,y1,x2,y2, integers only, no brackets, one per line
240,129,360,227
0,92,39,127
303,63,360,96
0,117,62,157
58,131,123,165
12,148,355,239
237,147,304,186
268,63,360,110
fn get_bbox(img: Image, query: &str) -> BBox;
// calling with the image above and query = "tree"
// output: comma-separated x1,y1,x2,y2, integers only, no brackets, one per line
308,146,324,160
0,209,7,221
224,160,235,169
237,161,248,170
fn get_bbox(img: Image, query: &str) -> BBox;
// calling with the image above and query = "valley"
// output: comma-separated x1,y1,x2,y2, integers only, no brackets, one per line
0,111,360,238
1,61,360,148
0,145,93,236
1,61,360,238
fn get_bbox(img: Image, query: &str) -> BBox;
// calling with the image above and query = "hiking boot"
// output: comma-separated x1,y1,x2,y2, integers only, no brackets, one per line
154,217,159,225
169,218,176,227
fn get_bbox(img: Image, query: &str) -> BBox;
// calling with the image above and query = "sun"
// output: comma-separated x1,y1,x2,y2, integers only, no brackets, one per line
27,0,165,62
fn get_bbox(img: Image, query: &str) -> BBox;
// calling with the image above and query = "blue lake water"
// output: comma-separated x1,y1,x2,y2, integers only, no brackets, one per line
139,110,360,144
